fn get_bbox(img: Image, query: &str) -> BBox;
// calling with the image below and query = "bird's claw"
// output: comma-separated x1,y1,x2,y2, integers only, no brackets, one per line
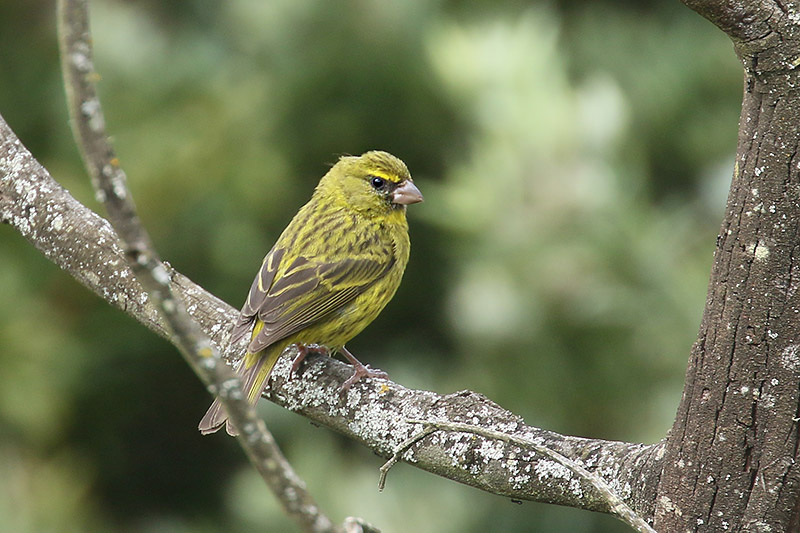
290,343,330,377
339,346,388,391
341,363,388,391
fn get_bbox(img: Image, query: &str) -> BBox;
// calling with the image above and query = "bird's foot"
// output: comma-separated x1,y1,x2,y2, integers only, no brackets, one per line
290,343,330,377
340,346,389,391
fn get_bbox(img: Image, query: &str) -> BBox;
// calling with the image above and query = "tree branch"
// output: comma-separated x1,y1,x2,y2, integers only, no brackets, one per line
681,0,800,79
384,420,656,533
54,1,339,532
0,120,662,523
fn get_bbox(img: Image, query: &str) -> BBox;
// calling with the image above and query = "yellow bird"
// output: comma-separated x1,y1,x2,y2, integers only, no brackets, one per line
199,151,423,435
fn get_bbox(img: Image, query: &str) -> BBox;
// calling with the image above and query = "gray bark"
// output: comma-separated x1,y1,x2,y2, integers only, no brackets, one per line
0,114,661,523
4,1,800,529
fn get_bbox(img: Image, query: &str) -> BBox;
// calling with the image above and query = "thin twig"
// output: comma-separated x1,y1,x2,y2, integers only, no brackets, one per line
55,1,341,531
378,424,436,490
1,40,662,524
383,419,656,533
342,517,381,533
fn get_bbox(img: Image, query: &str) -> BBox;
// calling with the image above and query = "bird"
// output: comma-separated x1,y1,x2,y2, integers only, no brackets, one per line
199,150,423,436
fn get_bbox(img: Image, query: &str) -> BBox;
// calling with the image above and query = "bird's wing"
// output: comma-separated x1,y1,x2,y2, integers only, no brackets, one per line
233,242,395,353
229,245,284,346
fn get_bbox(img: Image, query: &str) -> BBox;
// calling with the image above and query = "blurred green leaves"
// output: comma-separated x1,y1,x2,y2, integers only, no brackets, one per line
0,1,740,532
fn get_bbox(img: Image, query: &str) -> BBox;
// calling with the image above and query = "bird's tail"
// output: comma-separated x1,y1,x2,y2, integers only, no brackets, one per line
197,344,282,436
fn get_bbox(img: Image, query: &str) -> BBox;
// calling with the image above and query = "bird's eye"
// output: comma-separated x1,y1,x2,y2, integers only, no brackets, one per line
370,176,386,190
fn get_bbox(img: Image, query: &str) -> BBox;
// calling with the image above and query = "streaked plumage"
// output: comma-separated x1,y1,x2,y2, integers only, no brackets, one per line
199,151,422,435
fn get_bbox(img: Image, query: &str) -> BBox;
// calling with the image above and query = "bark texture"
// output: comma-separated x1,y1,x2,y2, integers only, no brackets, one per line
3,1,800,529
655,1,800,531
0,116,661,523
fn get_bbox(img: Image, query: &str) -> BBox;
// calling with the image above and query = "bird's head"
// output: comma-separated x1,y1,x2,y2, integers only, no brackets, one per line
317,151,423,219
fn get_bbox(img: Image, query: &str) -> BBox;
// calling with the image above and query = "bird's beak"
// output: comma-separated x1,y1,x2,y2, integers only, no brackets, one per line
392,180,424,205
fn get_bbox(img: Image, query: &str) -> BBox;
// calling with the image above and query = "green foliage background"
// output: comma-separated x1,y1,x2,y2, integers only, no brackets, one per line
0,1,740,531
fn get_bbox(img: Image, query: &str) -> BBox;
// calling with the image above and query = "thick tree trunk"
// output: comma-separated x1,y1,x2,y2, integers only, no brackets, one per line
655,2,800,531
